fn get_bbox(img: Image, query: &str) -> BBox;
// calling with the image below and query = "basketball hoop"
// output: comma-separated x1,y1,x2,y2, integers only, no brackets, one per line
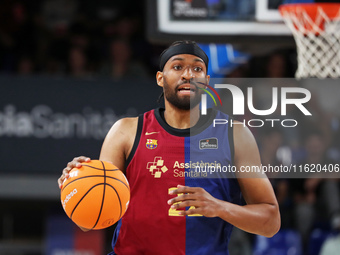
279,3,340,78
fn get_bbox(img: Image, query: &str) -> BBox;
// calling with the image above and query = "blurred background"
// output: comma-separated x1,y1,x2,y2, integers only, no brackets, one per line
0,0,340,254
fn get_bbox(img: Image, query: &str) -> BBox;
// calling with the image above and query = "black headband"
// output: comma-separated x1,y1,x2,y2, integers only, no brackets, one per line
159,44,209,71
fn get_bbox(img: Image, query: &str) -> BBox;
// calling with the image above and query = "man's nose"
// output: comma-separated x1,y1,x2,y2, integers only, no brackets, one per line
181,67,194,80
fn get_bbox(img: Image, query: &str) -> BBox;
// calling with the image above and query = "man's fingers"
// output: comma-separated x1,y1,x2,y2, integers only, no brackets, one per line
169,186,190,195
63,167,70,174
67,157,91,169
170,200,197,209
58,156,91,189
169,185,203,195
58,178,63,188
179,207,200,216
67,161,80,169
58,168,69,188
73,156,91,163
168,193,199,205
168,186,206,205
74,157,91,167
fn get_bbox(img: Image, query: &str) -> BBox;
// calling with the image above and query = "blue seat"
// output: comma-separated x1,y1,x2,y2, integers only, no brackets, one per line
254,230,302,255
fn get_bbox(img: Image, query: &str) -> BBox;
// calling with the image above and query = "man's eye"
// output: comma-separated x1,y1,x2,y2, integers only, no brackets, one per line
194,67,202,72
174,65,182,70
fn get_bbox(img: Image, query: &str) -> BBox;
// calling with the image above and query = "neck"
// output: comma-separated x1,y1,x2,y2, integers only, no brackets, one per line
163,101,200,129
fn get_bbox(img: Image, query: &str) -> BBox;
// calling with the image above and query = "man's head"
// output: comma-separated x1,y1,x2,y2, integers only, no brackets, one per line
156,41,210,110
159,41,209,72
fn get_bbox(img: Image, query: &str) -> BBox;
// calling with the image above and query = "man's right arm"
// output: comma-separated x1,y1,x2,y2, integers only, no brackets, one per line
57,117,138,231
99,117,138,173
58,117,138,188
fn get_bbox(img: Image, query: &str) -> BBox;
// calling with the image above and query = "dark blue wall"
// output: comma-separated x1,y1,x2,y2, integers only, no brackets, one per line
0,76,161,174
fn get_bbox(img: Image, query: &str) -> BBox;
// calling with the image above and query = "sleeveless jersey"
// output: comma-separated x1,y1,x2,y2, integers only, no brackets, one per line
109,108,242,255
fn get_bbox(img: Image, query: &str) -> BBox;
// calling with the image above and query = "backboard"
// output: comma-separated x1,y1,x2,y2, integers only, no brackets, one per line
147,0,292,49
146,0,338,52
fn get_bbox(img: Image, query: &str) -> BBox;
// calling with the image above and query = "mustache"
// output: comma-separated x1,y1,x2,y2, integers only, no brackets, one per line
177,79,208,89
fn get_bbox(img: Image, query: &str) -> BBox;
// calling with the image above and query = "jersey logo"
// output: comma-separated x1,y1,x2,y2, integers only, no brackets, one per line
146,139,158,149
147,156,168,178
145,131,159,135
199,138,218,149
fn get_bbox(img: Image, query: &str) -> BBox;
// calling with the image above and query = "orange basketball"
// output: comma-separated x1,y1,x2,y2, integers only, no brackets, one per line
60,160,130,230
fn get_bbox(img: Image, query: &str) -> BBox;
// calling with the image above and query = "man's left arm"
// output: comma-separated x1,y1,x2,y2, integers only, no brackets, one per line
168,124,280,237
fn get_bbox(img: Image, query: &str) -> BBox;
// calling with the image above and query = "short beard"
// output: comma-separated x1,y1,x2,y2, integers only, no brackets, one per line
163,78,202,110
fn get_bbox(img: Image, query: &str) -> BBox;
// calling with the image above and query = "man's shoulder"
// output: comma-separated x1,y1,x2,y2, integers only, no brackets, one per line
115,108,159,130
115,117,139,130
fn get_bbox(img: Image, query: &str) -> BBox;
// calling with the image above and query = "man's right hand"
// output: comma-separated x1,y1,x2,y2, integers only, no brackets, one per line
58,156,91,189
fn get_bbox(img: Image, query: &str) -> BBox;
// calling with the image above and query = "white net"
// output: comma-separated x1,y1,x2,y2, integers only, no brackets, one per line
281,5,340,78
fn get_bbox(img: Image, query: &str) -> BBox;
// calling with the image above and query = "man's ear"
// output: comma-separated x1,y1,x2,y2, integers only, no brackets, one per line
205,75,210,89
156,71,164,88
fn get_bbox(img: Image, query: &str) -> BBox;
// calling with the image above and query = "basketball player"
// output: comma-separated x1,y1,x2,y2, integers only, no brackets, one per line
58,41,280,255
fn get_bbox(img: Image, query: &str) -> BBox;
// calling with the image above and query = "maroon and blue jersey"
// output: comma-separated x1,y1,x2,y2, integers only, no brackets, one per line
109,108,242,255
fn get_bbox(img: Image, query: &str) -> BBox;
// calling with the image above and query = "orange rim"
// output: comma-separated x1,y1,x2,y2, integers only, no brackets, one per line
279,3,340,33
279,3,340,21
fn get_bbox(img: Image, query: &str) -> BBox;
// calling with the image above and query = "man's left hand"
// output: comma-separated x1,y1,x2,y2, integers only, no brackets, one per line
167,184,224,217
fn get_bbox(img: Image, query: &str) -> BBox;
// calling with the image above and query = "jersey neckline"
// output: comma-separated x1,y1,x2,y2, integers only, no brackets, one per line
154,107,217,137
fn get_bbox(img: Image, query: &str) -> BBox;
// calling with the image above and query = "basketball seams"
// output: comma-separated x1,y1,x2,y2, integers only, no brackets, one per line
70,183,105,219
62,175,129,192
106,176,130,191
61,175,104,191
81,164,119,171
91,161,107,229
68,181,126,229
106,183,123,220
62,160,129,230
